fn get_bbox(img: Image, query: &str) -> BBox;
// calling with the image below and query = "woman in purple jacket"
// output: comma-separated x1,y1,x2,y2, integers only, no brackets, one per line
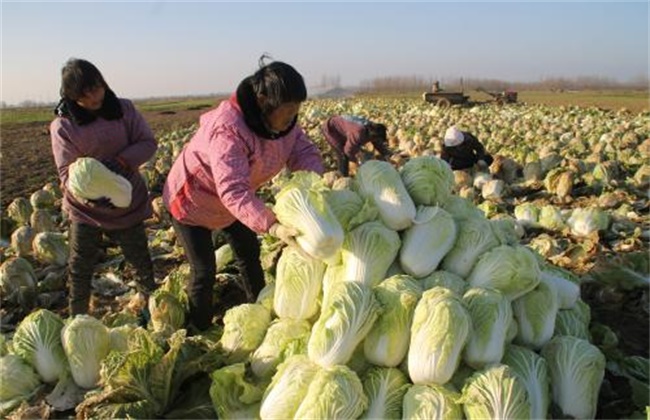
163,59,324,331
321,115,391,176
50,58,158,319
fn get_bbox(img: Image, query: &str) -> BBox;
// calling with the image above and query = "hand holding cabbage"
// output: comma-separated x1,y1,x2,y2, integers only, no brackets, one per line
269,223,299,246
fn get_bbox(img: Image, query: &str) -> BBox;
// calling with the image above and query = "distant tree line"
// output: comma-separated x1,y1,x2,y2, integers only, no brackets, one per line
357,74,649,94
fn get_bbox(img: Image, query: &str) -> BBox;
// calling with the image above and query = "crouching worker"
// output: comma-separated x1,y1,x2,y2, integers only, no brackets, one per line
441,126,494,171
162,58,324,332
321,115,391,176
50,58,158,321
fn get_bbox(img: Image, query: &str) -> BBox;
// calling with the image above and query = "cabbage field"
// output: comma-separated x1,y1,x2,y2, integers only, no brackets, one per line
0,97,648,419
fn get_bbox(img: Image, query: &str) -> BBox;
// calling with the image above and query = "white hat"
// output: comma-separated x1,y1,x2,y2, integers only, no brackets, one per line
444,126,464,147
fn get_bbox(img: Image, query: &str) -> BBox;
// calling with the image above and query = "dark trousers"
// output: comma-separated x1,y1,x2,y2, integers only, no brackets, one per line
68,221,156,315
171,218,265,331
334,151,350,177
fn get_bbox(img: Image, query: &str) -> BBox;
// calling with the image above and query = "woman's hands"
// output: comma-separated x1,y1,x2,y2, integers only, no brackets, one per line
269,223,299,245
269,222,311,259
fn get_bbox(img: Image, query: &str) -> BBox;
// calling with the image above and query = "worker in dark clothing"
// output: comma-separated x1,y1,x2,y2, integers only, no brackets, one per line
441,126,494,171
321,115,391,176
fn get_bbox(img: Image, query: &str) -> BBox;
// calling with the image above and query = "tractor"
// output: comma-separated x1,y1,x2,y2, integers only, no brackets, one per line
477,87,518,105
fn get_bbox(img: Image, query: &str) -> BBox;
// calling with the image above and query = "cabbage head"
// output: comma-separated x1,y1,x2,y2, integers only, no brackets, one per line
324,188,378,231
0,257,37,308
7,197,32,226
273,171,344,261
408,287,471,385
459,364,531,420
10,226,34,257
467,245,541,300
462,287,513,369
250,318,312,379
442,195,484,221
67,157,133,208
30,209,56,233
273,246,325,320
502,344,550,420
539,261,580,309
30,189,56,210
32,232,69,266
512,277,559,350
220,303,271,364
399,155,455,206
567,207,610,237
260,355,319,420
538,204,566,231
399,206,457,278
356,160,416,230
148,289,186,335
61,315,111,389
340,221,401,288
421,270,467,296
514,202,539,227
364,275,421,367
308,281,381,367
360,367,409,419
12,309,68,383
209,363,264,419
441,216,499,278
554,308,591,340
402,383,463,420
293,364,368,419
541,336,605,419
0,354,41,407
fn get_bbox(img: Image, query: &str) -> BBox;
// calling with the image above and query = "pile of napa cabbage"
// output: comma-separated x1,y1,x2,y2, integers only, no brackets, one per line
208,160,611,419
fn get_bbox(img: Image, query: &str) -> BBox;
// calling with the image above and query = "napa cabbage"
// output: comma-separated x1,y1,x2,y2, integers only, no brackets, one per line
12,309,68,383
308,281,381,367
467,245,541,300
356,160,416,230
399,206,457,278
512,277,560,350
360,367,409,419
273,171,344,261
273,246,325,320
399,155,455,206
462,287,513,369
61,315,110,389
340,221,401,288
260,355,319,420
541,336,605,419
441,216,499,278
363,275,421,367
67,157,133,208
402,383,463,420
502,344,550,419
408,287,471,384
293,364,368,419
220,303,271,364
459,364,531,420
250,318,312,379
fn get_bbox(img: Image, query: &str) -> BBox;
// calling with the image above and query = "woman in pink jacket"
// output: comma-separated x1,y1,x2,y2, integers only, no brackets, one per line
50,58,158,320
163,59,324,331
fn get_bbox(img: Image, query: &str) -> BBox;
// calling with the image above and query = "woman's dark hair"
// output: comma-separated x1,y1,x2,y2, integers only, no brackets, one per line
368,122,387,139
251,56,307,114
60,58,108,100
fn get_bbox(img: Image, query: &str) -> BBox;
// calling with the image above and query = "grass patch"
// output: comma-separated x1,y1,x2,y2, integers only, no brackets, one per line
134,97,222,113
0,96,225,126
1,107,54,125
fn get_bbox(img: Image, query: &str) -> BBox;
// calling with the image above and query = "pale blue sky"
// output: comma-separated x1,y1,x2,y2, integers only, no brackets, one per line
1,1,648,105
